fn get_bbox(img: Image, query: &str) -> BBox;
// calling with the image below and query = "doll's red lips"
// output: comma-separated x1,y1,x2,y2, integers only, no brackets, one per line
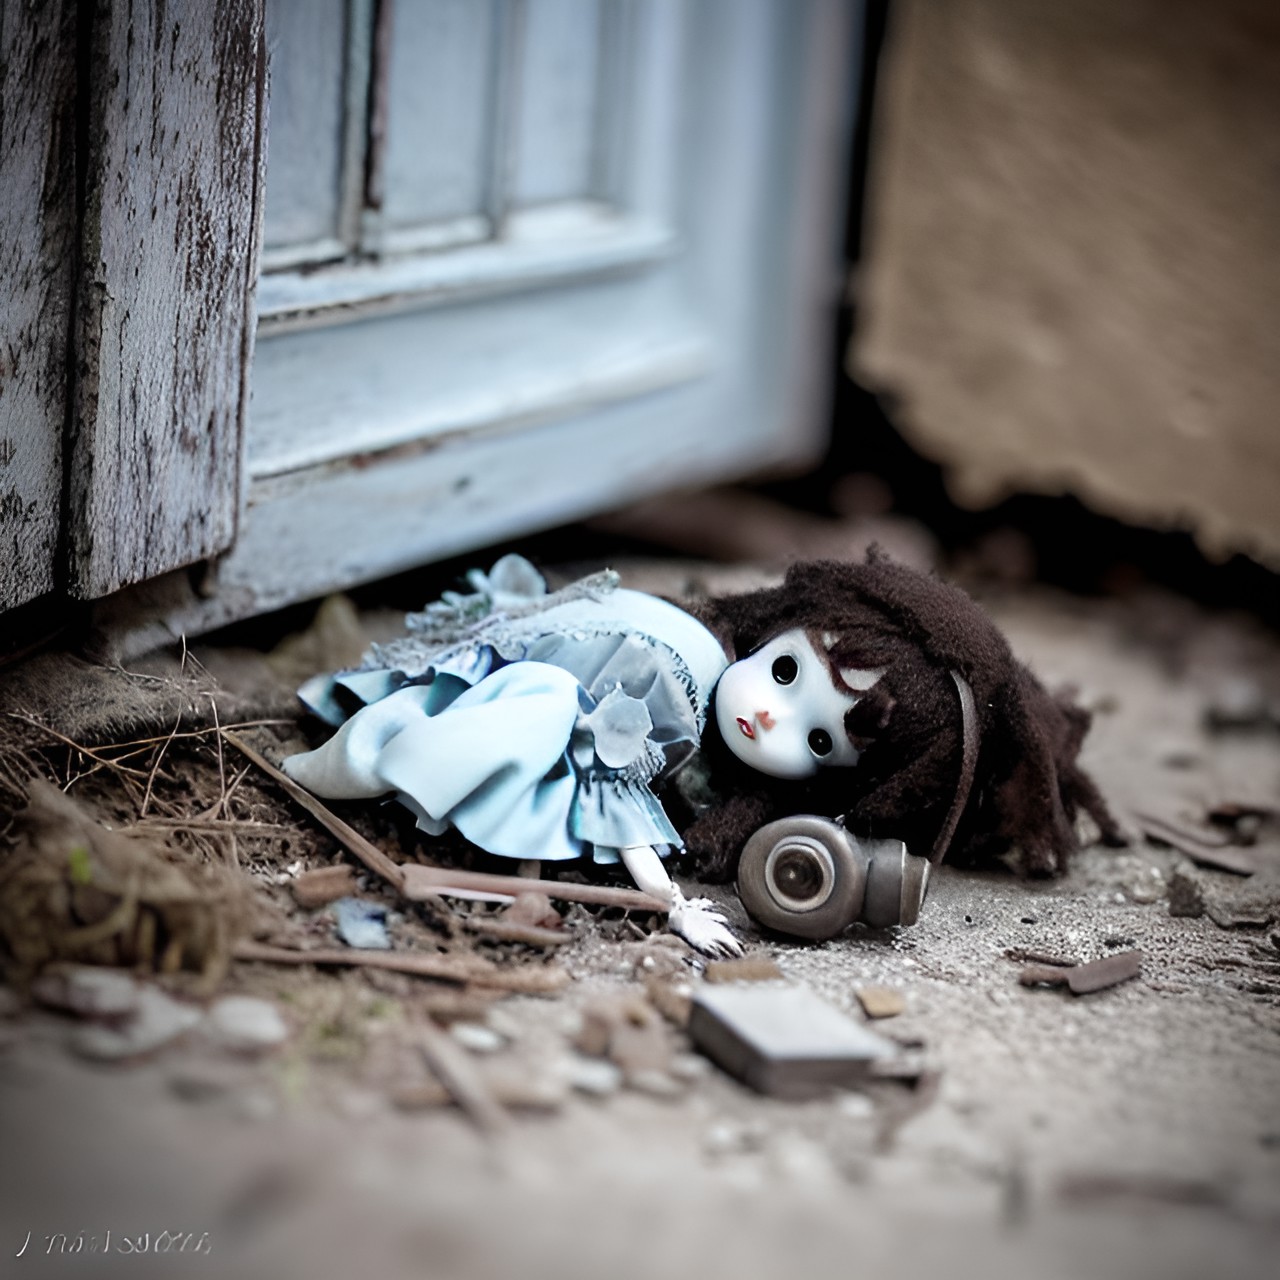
736,717,755,740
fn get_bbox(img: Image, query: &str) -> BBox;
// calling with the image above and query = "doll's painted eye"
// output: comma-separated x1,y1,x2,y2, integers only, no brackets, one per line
808,728,833,757
771,655,798,685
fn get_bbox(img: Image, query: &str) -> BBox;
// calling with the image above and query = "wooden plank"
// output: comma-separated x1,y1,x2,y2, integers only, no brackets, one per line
256,205,674,327
111,365,792,643
68,0,267,600
0,2,78,610
250,270,707,475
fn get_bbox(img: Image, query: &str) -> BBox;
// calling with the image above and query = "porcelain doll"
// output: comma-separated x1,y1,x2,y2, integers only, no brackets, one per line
283,552,1120,954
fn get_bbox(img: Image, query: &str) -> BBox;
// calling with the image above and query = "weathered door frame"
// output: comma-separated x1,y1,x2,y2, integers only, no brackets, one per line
0,0,267,620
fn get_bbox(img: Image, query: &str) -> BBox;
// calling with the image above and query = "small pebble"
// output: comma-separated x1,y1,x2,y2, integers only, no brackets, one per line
1205,677,1268,730
1167,870,1206,918
669,1052,711,1082
1126,868,1166,905
70,987,201,1061
450,1022,505,1054
768,1133,837,1185
704,1119,767,1157
34,967,139,1019
837,1091,874,1119
563,1055,622,1097
204,996,289,1054
484,1008,522,1040
627,1068,683,1098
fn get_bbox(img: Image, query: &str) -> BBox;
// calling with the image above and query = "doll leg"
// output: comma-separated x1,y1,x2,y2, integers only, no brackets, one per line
619,845,743,958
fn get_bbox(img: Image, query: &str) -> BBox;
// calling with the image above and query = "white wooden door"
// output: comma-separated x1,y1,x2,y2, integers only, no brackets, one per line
1,0,856,645
178,0,857,632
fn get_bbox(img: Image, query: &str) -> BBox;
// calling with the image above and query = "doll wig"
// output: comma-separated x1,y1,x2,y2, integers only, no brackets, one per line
680,552,1123,881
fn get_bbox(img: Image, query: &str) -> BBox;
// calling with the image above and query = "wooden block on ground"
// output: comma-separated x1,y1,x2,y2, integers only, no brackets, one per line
854,986,905,1018
689,984,897,1099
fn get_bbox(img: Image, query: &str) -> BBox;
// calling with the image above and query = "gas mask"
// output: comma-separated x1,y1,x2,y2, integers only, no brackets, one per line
736,815,932,940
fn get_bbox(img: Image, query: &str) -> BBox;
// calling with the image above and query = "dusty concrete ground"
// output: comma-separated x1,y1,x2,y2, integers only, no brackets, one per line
1,564,1278,1280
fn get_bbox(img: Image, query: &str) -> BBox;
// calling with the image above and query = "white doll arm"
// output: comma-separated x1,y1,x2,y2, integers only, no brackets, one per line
619,845,742,958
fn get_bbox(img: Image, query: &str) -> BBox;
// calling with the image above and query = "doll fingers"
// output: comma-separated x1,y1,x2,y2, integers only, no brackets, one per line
669,898,743,957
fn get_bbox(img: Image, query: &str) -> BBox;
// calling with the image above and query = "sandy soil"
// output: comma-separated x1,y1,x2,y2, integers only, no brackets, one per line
1,572,1277,1280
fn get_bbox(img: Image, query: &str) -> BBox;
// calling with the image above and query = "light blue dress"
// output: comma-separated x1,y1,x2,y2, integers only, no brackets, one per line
282,557,729,865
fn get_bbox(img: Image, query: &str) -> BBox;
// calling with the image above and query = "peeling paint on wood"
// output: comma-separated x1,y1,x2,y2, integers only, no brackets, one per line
68,0,266,600
0,2,78,610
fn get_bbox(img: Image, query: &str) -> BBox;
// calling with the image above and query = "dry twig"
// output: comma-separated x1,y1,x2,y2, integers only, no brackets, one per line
231,939,570,994
222,731,406,888
416,1020,510,1135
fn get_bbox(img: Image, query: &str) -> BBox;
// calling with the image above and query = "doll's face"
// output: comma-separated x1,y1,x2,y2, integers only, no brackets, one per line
714,629,862,779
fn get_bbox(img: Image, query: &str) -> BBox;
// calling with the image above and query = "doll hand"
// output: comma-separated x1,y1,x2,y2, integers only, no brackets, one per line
669,895,743,958
618,845,743,957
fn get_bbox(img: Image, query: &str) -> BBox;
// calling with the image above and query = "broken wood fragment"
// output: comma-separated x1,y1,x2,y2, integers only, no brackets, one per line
1003,947,1080,968
290,865,356,909
1018,964,1071,988
231,940,569,994
392,1064,564,1114
502,892,559,928
460,917,571,948
415,1020,509,1135
1134,810,1260,876
222,731,406,889
1065,950,1142,995
1056,1171,1228,1207
855,986,906,1018
399,862,667,914
704,957,783,984
1206,902,1274,930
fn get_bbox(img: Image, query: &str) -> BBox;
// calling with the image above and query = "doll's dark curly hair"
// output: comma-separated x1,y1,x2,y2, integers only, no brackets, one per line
678,553,1123,881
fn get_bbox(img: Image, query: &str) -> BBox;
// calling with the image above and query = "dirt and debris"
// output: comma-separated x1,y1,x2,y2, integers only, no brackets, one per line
0,780,251,988
1015,950,1143,995
1,559,1279,1278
